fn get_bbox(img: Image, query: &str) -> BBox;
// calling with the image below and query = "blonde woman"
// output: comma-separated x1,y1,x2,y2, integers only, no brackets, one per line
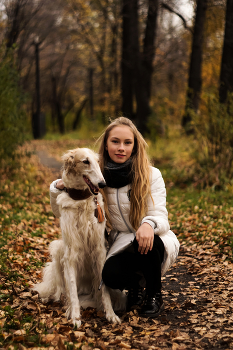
51,117,179,318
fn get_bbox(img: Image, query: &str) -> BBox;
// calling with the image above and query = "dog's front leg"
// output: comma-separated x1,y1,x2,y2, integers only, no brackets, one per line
63,255,81,327
101,284,121,324
93,250,121,324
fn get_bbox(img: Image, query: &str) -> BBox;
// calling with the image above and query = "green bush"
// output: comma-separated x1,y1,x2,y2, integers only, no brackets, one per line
192,93,233,189
0,46,27,165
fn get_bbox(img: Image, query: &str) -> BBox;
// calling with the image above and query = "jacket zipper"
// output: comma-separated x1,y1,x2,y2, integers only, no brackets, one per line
117,188,135,236
99,188,135,291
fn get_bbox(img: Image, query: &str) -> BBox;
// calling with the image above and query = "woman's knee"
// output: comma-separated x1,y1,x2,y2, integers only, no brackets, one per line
133,235,165,262
153,235,165,262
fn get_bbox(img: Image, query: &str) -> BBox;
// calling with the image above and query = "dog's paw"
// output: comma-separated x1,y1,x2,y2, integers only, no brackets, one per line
65,306,71,319
41,297,49,303
70,308,81,328
106,312,121,324
73,318,82,328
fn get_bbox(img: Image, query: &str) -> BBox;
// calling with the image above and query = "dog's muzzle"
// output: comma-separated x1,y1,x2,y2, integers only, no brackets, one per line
98,181,106,189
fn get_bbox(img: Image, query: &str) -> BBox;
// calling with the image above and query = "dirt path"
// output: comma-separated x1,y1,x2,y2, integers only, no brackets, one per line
36,150,62,174
33,150,233,350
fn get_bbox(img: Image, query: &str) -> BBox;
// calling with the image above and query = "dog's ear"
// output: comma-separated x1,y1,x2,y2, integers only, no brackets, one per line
61,151,75,171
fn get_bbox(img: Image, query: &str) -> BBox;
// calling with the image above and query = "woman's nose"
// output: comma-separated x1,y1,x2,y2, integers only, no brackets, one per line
118,143,124,150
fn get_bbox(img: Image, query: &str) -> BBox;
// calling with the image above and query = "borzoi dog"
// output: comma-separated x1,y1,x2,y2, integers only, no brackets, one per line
33,148,120,327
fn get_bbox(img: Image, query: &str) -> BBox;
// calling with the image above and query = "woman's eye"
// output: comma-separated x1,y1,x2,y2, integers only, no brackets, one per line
125,141,132,145
83,159,90,165
112,140,118,143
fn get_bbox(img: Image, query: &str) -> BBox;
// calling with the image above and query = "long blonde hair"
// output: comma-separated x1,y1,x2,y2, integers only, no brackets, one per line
98,117,152,230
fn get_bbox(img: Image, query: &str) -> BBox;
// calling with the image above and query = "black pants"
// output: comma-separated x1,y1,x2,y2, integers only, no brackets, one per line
102,235,165,295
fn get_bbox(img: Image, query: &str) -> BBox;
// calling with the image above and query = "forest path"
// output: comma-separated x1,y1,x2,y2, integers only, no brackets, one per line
33,149,233,350
36,150,62,174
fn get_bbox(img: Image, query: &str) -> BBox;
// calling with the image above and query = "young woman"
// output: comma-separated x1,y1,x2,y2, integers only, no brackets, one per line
50,117,179,318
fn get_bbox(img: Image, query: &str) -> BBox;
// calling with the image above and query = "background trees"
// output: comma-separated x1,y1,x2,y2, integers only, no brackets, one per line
0,0,231,138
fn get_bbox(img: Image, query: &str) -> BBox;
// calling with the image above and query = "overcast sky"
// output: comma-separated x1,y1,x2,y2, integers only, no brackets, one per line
179,1,194,21
167,1,194,29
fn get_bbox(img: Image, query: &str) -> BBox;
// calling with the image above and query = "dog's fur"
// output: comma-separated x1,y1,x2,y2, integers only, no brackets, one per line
33,148,121,327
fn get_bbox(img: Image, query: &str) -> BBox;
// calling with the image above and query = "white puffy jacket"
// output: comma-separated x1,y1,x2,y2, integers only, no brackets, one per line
50,166,180,276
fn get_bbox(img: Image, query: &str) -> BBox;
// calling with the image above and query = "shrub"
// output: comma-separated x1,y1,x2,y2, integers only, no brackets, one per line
192,92,233,189
0,46,27,165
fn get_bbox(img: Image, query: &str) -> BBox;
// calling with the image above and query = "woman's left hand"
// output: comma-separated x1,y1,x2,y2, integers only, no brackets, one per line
136,223,154,255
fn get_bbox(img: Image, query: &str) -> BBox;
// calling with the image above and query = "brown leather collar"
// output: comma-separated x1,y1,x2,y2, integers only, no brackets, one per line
64,187,104,223
64,187,93,200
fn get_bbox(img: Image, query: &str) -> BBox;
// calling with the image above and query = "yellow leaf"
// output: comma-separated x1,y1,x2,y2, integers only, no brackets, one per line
119,342,131,349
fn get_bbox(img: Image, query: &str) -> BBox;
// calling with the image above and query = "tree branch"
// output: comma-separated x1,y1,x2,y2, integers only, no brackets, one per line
161,2,193,34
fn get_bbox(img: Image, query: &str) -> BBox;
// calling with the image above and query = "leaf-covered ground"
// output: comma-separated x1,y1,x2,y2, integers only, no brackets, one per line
1,141,233,350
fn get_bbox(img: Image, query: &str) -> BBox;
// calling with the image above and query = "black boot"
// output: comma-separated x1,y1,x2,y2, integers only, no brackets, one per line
127,286,145,311
139,292,164,317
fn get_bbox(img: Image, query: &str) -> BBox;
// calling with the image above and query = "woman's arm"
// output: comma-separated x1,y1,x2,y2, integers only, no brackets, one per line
135,167,169,254
140,167,170,235
50,179,64,217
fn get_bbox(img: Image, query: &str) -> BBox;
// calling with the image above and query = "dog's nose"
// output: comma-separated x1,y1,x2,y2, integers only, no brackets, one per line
98,181,106,188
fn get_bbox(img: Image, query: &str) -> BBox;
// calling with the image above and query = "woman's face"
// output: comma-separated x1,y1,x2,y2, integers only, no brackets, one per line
106,125,134,163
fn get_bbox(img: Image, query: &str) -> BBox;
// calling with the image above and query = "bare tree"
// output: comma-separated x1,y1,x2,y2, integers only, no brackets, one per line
182,0,208,132
121,0,159,134
4,0,45,50
121,0,139,119
219,0,233,103
136,0,159,133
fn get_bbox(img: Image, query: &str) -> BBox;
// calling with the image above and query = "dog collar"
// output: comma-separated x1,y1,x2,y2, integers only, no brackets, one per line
64,187,105,223
64,187,93,200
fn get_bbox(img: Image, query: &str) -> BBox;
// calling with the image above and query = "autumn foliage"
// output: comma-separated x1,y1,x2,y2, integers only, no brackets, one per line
0,141,233,349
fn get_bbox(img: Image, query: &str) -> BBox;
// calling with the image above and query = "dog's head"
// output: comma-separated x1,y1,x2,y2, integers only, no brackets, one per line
61,148,106,194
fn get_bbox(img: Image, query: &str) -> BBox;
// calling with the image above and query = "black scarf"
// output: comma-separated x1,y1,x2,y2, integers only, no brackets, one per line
103,158,133,188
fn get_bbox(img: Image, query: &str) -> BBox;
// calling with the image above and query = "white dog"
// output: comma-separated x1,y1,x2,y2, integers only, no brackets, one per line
33,148,121,327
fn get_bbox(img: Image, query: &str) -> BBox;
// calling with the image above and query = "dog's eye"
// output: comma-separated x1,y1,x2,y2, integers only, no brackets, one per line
83,159,90,165
70,156,74,159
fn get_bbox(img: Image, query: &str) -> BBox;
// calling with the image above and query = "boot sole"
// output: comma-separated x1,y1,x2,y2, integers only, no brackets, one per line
139,303,164,318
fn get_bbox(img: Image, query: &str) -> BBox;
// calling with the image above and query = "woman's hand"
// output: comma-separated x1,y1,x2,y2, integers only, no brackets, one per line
136,223,154,255
56,179,64,190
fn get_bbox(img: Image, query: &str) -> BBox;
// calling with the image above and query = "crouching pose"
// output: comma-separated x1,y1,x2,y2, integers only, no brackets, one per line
51,117,180,318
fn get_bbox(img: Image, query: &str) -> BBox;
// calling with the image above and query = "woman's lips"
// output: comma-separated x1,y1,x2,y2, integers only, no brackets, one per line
115,154,125,158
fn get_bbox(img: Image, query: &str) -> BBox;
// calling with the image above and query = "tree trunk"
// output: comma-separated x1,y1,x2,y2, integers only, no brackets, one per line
182,0,208,131
56,102,64,134
5,0,21,49
89,68,94,119
109,22,119,92
219,0,233,104
73,99,88,130
52,76,64,134
121,0,139,119
136,0,159,134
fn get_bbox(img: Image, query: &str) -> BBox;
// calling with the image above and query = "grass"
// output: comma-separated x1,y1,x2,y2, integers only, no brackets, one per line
167,186,233,258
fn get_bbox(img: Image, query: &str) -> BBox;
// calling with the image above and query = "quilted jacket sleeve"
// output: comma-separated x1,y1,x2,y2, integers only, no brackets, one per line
50,180,62,218
140,167,170,235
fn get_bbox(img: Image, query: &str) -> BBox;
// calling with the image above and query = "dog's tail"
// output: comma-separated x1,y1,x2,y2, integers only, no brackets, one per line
32,240,65,302
109,289,127,311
